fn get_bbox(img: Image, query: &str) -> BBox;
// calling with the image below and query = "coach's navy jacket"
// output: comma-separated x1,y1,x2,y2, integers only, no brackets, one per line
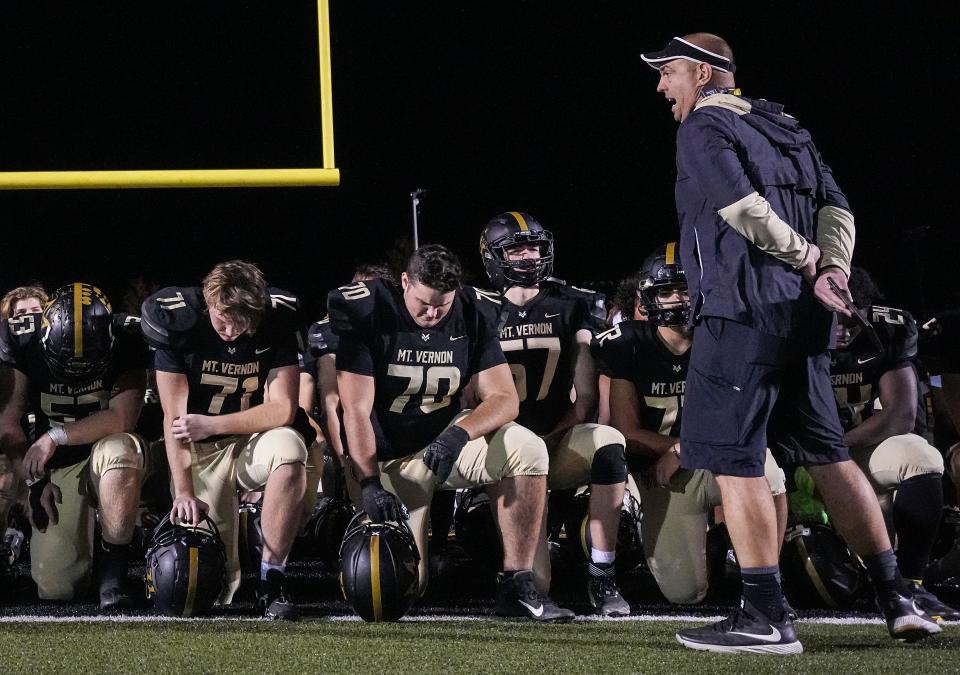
675,94,850,341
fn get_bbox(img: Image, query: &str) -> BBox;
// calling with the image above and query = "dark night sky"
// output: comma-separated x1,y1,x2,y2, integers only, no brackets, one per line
1,2,957,320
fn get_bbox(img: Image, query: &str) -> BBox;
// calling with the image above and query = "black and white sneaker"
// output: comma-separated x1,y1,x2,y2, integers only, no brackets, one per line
909,581,960,623
495,570,575,623
256,569,300,621
877,588,942,640
676,600,803,654
587,563,630,617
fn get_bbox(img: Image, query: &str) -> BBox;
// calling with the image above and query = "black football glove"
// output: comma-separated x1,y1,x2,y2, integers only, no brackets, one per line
28,475,50,531
359,476,404,523
422,425,470,483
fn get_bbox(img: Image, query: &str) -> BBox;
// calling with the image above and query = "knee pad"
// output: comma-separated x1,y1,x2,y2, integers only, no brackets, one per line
500,424,549,477
257,427,310,471
89,433,146,480
591,443,627,485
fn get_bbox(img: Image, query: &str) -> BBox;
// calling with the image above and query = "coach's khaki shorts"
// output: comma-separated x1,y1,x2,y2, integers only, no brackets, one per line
631,449,785,604
379,410,548,595
31,432,148,600
188,427,308,604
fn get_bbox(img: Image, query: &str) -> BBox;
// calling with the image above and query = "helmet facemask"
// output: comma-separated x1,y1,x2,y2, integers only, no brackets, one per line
482,229,555,289
639,282,691,327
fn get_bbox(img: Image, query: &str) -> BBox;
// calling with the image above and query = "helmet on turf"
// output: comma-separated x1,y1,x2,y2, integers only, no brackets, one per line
237,501,263,576
638,242,690,327
480,211,555,289
339,511,420,622
145,515,226,617
563,489,644,574
293,496,355,572
779,524,867,609
454,488,503,569
40,283,115,382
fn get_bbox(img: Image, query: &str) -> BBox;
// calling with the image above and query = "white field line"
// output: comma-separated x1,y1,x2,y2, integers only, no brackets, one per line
0,613,902,625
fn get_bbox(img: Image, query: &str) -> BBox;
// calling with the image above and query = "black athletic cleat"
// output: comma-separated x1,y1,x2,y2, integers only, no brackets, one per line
877,588,942,640
495,570,574,623
676,600,803,654
97,542,134,611
587,563,630,617
256,569,300,621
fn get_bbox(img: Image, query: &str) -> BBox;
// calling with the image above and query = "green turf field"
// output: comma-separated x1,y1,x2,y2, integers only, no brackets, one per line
0,619,956,674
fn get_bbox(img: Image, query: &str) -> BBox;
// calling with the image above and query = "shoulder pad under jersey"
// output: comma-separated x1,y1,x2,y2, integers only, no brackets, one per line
261,288,301,337
869,305,918,363
140,286,204,349
327,278,399,337
0,313,42,364
549,282,607,331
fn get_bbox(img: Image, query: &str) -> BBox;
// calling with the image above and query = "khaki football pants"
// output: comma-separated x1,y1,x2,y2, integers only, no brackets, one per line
187,427,308,604
379,410,549,595
544,423,626,490
30,432,148,600
630,449,786,604
850,433,944,492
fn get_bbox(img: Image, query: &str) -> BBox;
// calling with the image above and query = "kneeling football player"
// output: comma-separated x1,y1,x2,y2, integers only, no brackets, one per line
330,244,574,622
595,244,788,604
142,261,308,620
0,284,150,608
478,212,630,616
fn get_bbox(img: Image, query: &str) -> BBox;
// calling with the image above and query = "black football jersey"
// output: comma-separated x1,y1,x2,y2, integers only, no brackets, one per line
478,283,605,434
300,317,338,380
328,279,505,460
142,286,301,424
592,320,687,438
830,305,923,433
0,312,149,469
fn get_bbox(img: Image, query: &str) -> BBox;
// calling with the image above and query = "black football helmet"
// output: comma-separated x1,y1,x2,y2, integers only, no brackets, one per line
40,283,115,382
638,242,690,327
145,515,227,617
480,211,555,289
237,502,263,576
563,489,644,574
453,488,503,569
339,511,420,622
292,496,355,572
779,524,867,609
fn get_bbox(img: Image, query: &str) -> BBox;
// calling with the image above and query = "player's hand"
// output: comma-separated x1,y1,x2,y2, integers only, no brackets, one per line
813,266,854,317
170,495,209,526
798,243,821,284
171,414,217,443
28,477,61,532
359,476,404,523
422,425,470,483
654,444,682,488
23,433,57,481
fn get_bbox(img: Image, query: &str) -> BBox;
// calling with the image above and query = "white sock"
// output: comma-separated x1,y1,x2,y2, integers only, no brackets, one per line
260,560,285,581
590,548,616,565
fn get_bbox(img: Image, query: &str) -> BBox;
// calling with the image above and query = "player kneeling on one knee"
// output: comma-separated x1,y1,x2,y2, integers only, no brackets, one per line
479,212,630,616
330,244,574,622
0,284,150,609
143,260,310,621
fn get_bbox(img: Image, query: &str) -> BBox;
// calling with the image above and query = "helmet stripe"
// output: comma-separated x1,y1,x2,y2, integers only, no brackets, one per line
509,211,529,232
73,283,84,358
579,514,590,558
183,546,200,617
665,242,677,266
369,533,383,621
795,535,839,608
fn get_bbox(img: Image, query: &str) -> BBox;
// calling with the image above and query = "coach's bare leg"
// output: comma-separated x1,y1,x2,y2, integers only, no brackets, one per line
807,460,891,555
490,474,547,570
774,492,788,554
715,476,778,567
260,463,307,565
99,468,140,544
589,482,623,553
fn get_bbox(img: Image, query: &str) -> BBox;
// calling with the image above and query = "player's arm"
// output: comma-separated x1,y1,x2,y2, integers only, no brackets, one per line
317,354,346,461
22,368,147,480
844,364,917,450
0,366,31,472
155,369,206,524
608,377,676,464
456,363,519,439
337,369,378,480
548,328,599,436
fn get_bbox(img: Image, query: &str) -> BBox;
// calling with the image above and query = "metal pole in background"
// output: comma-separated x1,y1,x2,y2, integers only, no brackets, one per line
410,188,427,249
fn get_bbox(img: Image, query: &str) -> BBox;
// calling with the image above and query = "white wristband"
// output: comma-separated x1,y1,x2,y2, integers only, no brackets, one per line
46,426,69,446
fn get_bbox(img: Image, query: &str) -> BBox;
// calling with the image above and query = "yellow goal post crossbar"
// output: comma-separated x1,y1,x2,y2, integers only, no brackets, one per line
0,0,338,190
